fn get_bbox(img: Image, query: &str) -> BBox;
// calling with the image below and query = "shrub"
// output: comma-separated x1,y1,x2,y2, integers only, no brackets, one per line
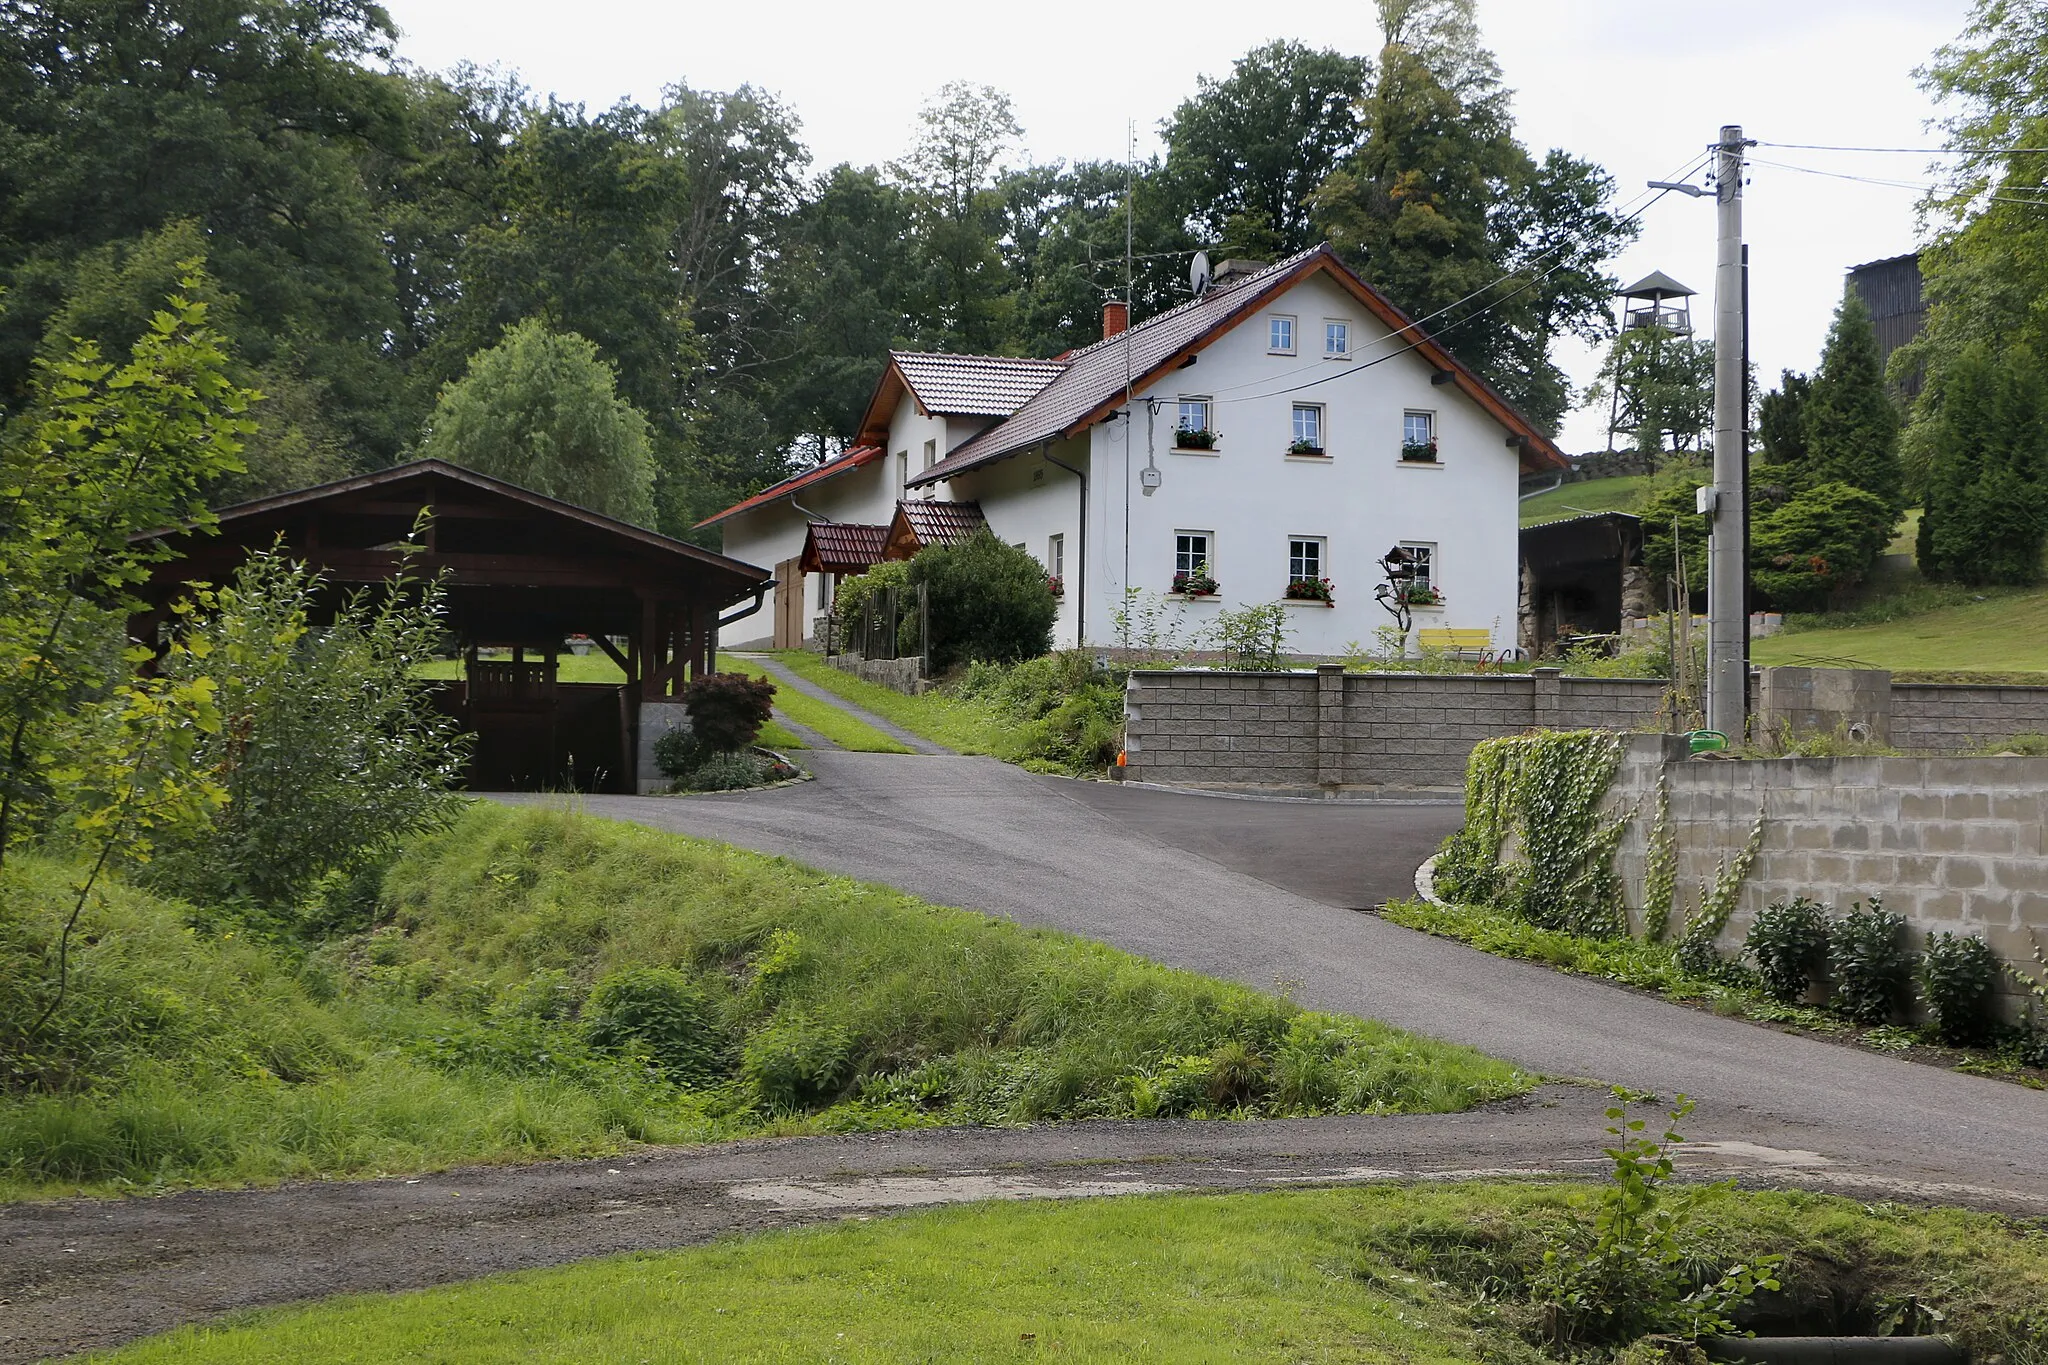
1745,897,1831,1004
1828,899,1914,1025
953,651,1125,773
1748,481,1898,611
684,672,775,753
1207,601,1291,671
651,724,702,780
832,559,911,643
582,967,727,1086
671,750,779,792
1920,931,2001,1045
742,1010,855,1112
907,532,1059,671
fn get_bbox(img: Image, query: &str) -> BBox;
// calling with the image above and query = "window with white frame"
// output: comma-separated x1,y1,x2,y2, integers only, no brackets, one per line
923,438,938,469
1047,533,1064,582
1176,397,1212,443
1400,542,1437,594
896,450,909,488
1402,410,1437,461
1268,316,1296,354
1288,536,1325,582
1290,403,1324,451
1175,531,1213,580
1324,320,1350,358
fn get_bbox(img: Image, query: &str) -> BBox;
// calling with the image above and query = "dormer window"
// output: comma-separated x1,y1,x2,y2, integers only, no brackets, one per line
1324,321,1350,359
1268,316,1296,355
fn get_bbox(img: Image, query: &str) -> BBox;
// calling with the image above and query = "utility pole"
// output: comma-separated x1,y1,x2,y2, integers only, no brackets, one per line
1705,124,1749,740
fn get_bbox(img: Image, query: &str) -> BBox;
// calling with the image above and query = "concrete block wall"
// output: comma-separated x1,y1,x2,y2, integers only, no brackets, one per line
1891,683,2048,752
1608,735,2048,1007
1123,667,1667,793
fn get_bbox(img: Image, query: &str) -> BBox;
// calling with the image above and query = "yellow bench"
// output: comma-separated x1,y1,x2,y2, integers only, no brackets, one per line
1416,627,1494,659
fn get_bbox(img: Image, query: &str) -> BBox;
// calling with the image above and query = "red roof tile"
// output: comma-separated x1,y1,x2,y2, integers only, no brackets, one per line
694,445,884,529
885,499,987,558
800,521,890,575
891,352,1066,417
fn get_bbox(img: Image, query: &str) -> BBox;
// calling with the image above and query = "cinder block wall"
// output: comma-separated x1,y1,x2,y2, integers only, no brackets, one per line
1608,735,2048,1004
1124,667,1667,793
1892,683,2048,752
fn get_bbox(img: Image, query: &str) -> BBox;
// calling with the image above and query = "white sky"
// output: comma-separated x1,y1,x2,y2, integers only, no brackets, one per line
385,0,1973,452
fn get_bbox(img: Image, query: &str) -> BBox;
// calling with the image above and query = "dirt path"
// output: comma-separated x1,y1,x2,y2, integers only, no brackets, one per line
8,1085,2044,1362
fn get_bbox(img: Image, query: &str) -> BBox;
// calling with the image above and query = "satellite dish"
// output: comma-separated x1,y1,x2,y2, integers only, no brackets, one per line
1190,251,1212,296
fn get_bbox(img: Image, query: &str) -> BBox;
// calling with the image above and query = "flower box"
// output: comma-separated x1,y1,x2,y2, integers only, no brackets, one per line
1283,576,1334,603
1286,439,1326,457
1174,426,1219,451
1397,584,1444,608
1172,569,1220,597
1400,440,1440,463
1046,575,1065,598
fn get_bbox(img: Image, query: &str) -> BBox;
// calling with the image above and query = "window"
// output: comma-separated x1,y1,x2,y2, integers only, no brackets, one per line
1268,316,1296,354
1324,320,1349,358
1400,542,1436,594
1175,531,1212,578
896,450,909,488
1290,403,1324,452
1047,533,1065,582
1288,537,1324,582
1402,410,1436,460
817,572,835,611
1177,398,1211,433
922,438,937,470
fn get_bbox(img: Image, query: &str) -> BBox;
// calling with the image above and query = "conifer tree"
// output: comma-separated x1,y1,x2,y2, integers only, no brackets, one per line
1918,345,2048,585
1801,291,1903,511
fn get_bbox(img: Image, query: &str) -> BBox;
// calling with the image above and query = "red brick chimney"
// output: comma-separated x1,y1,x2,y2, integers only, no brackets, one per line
1102,300,1129,340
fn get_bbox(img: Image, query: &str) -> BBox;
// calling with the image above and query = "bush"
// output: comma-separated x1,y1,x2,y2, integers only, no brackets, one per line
1745,897,1831,1004
907,532,1058,671
742,1010,855,1112
832,559,911,643
582,967,727,1086
1748,481,1897,611
1920,931,2001,1045
651,724,702,780
1208,601,1291,670
685,672,775,753
1828,899,1914,1025
671,750,780,792
952,651,1124,772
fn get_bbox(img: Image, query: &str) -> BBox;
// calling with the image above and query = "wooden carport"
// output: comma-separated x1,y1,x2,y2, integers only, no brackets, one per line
130,460,773,793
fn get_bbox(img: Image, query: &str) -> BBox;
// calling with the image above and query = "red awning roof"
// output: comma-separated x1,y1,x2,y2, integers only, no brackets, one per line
694,445,884,529
800,521,890,575
885,499,987,559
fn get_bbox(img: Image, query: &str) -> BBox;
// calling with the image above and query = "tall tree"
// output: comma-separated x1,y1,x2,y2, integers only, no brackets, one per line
1001,159,1197,356
1159,42,1370,257
1801,291,1903,512
891,82,1022,351
419,319,656,525
1917,343,2048,585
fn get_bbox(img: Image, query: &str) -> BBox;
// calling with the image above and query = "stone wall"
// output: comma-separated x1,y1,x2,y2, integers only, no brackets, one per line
1891,682,2048,752
1608,735,2048,1010
1123,666,1668,794
824,653,924,695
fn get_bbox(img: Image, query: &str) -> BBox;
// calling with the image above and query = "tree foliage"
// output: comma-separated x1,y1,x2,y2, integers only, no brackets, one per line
907,533,1060,672
1917,343,2048,585
1800,292,1903,512
1584,325,1713,454
420,320,656,523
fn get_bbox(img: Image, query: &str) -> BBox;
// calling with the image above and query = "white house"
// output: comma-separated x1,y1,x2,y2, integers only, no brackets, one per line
701,244,1567,654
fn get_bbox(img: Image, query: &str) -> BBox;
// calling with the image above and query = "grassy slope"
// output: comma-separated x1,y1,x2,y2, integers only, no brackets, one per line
1518,475,1651,526
764,649,1011,754
1752,586,2048,674
716,655,912,752
1,807,1525,1199
106,1183,2048,1364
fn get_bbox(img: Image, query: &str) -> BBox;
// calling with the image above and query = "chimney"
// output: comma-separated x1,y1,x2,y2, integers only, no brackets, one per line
1212,259,1268,287
1102,299,1129,340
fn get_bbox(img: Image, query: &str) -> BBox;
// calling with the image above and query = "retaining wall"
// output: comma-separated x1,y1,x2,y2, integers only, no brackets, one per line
1608,735,2048,1009
823,653,924,695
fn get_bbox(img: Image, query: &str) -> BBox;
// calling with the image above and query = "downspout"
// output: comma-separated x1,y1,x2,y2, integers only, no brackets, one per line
711,585,771,673
1042,441,1088,648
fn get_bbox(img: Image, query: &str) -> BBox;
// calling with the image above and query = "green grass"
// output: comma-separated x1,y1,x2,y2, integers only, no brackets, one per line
767,649,1010,754
1518,475,1652,526
0,808,1526,1200
416,654,627,683
1753,584,2048,674
716,656,912,753
103,1182,2048,1364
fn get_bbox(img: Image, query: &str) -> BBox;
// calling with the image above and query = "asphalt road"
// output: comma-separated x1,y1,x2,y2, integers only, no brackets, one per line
512,752,2048,1202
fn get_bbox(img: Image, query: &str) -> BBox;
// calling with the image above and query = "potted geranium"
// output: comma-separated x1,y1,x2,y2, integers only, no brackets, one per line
1172,563,1220,597
1287,437,1325,456
1284,576,1334,603
1398,582,1443,608
1047,574,1065,598
1175,425,1219,450
1400,438,1439,463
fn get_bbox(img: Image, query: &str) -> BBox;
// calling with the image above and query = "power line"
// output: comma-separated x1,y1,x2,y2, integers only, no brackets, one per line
1753,140,2048,154
1748,156,2048,209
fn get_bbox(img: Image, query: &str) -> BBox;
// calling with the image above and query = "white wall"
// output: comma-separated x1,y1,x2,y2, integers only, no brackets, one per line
955,439,1089,648
715,448,901,647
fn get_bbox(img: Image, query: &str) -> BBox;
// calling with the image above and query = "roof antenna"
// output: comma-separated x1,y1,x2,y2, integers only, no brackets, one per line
1190,251,1212,297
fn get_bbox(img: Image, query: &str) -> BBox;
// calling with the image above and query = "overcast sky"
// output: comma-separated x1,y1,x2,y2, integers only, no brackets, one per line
384,0,1975,452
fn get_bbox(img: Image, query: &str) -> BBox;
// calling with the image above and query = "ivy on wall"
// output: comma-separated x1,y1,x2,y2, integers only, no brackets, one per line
1642,775,1677,942
1675,809,1766,976
1435,730,1631,936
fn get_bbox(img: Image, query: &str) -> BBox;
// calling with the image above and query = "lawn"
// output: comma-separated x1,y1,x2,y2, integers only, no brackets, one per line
716,655,912,752
765,648,1013,754
104,1182,2048,1363
1752,585,2048,675
1,806,1526,1200
1518,474,1651,526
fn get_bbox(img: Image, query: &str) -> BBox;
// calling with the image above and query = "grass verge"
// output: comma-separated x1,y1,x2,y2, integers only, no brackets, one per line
717,656,912,752
0,808,1526,1199
1518,474,1652,526
767,649,1004,753
1754,582,2048,674
104,1183,2048,1364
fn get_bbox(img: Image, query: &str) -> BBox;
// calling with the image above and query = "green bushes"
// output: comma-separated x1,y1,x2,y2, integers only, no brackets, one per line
906,532,1058,670
1828,900,1915,1025
0,806,1526,1196
1920,931,2002,1045
1744,897,1831,1004
951,650,1125,773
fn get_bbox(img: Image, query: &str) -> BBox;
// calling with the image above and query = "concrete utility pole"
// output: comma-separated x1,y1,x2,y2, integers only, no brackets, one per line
1705,124,1749,740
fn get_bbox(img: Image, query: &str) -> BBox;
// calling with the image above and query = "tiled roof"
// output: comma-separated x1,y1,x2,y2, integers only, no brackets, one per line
891,352,1066,417
693,445,884,529
888,499,987,557
801,521,889,574
911,244,1565,486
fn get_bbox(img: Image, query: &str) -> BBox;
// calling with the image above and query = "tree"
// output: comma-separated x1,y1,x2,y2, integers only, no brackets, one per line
906,533,1059,671
1749,483,1897,611
1755,371,1812,475
1583,324,1713,454
1801,291,1903,512
1160,42,1370,257
1917,344,2048,585
891,82,1022,351
419,320,656,524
